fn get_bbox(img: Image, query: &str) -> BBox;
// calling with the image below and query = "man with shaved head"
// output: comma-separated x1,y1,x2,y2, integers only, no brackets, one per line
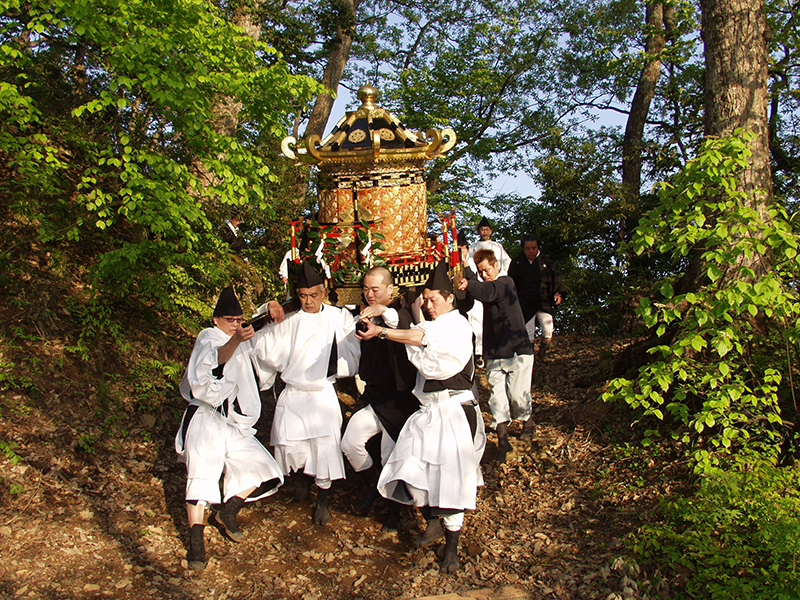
341,266,419,529
357,261,486,573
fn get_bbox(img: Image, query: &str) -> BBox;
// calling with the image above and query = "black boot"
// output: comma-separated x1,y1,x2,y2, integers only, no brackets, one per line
313,487,331,525
496,421,512,464
186,524,205,570
440,528,461,573
382,500,402,532
415,506,444,547
537,340,550,363
520,416,535,440
353,466,380,515
210,495,246,542
293,473,314,501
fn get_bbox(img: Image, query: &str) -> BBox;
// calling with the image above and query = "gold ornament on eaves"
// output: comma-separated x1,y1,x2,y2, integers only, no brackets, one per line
281,84,456,167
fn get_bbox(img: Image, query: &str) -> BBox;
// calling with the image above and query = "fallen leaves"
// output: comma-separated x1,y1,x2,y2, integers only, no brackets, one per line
0,335,678,600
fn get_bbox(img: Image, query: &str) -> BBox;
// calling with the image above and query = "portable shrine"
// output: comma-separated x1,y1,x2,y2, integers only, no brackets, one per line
281,84,460,303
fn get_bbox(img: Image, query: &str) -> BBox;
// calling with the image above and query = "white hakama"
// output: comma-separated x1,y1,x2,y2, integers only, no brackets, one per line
377,310,486,510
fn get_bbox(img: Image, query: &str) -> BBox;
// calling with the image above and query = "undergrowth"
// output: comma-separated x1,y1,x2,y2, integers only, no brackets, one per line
603,133,800,599
632,455,800,600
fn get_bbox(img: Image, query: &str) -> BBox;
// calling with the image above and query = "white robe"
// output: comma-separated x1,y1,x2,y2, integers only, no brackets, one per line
175,327,284,504
377,310,486,510
254,305,359,481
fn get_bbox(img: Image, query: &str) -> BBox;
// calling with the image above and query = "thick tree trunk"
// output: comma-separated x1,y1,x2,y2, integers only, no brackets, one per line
701,0,771,205
303,0,359,139
679,0,772,292
211,9,261,138
195,7,261,190
621,1,671,201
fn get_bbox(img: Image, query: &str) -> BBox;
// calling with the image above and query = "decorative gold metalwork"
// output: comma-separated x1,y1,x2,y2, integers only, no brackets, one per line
282,85,459,304
281,84,457,166
348,129,366,144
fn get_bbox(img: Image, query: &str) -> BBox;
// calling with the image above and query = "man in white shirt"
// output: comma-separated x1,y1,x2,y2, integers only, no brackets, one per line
468,216,512,274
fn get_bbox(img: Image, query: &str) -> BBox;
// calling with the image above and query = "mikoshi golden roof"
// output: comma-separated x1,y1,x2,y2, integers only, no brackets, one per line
281,84,457,166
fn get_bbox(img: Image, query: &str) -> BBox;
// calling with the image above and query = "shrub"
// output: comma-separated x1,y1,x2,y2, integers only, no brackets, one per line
633,456,800,599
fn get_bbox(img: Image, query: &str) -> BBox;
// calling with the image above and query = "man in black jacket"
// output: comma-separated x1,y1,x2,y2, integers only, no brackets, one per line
221,215,246,252
507,235,566,362
458,248,535,463
341,266,420,529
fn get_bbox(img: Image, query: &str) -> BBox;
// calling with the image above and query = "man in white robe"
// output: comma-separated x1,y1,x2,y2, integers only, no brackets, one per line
175,287,285,570
357,261,486,573
253,261,359,525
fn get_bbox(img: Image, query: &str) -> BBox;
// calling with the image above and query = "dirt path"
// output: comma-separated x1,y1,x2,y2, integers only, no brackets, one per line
0,335,672,599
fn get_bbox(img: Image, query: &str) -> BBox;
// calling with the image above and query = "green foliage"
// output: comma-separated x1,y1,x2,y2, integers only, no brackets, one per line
0,0,320,333
0,357,37,399
603,132,800,472
0,439,21,465
352,0,571,205
765,0,800,207
76,432,96,454
128,358,182,411
9,482,24,496
491,132,656,334
0,439,25,495
633,456,800,599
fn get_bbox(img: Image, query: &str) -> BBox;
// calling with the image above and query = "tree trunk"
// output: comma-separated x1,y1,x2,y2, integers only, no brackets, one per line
768,68,800,177
679,0,772,292
303,0,360,139
621,2,673,283
72,43,88,95
621,1,671,201
194,6,261,191
211,8,262,138
701,0,771,206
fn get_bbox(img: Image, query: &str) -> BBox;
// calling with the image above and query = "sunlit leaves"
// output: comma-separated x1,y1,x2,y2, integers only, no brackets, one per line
603,132,800,473
350,0,571,206
0,0,321,318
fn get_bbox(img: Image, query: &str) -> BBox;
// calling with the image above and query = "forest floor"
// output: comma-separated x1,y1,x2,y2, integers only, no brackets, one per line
0,334,687,600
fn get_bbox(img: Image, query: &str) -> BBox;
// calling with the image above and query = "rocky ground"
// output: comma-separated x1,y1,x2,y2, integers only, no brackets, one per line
0,335,683,600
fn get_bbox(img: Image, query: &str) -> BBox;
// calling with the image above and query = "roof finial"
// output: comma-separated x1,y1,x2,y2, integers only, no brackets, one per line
357,84,378,110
